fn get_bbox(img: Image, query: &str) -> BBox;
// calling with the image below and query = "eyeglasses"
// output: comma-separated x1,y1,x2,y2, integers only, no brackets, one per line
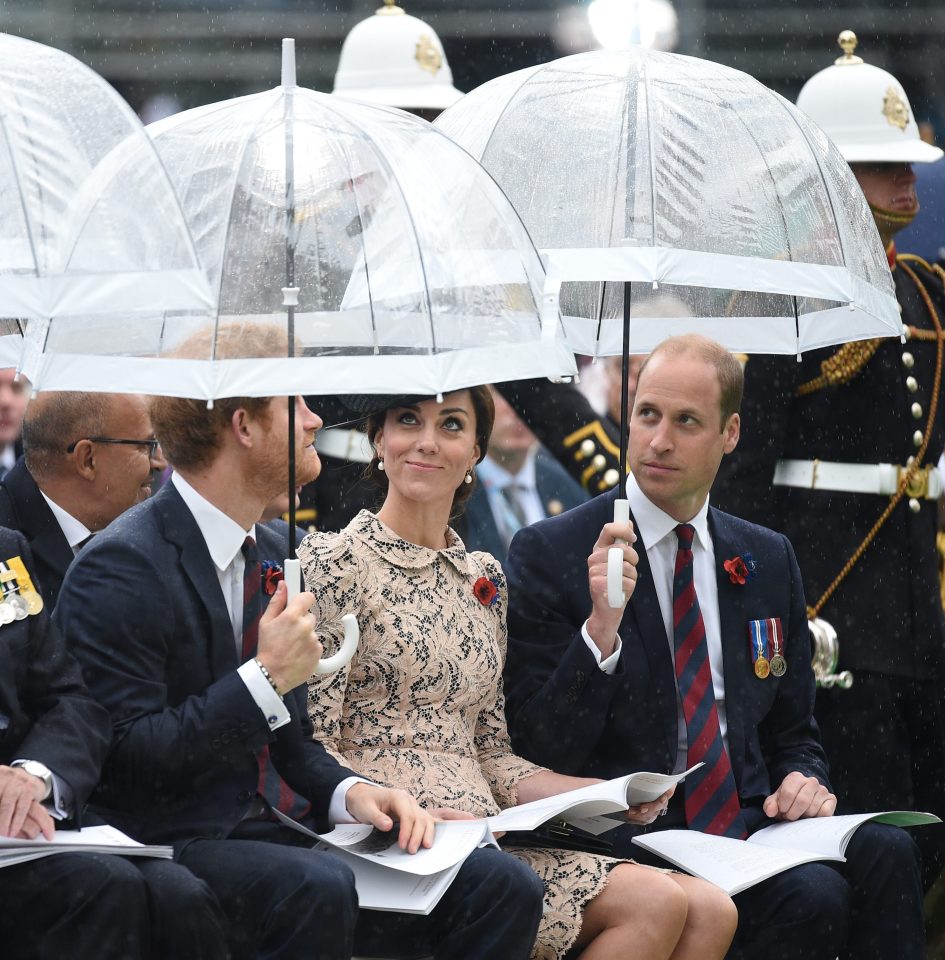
66,437,161,458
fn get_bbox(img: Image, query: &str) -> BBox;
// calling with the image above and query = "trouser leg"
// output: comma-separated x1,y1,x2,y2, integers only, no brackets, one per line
0,852,150,960
179,830,358,960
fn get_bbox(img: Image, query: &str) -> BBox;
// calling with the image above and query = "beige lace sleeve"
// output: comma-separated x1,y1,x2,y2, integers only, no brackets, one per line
298,530,364,767
470,554,548,808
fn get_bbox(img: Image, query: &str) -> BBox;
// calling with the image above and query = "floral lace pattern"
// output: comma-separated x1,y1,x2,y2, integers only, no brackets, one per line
299,510,620,959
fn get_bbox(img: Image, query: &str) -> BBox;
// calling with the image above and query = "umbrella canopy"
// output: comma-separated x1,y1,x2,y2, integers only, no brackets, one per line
0,32,212,367
19,42,575,399
435,47,902,357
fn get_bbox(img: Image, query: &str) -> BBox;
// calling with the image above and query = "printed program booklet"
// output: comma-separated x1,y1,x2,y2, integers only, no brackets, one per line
632,811,941,895
0,823,173,869
275,766,701,914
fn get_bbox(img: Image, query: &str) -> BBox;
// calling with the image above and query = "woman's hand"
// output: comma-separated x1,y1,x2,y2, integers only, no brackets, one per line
624,787,674,826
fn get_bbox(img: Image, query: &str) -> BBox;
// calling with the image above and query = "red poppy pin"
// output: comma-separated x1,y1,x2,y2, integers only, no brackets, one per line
473,576,500,606
262,560,284,596
723,553,757,586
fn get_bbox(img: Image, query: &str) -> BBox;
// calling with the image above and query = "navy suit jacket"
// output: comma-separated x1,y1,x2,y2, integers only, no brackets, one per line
459,449,588,562
0,527,110,811
55,482,356,845
0,460,74,610
503,486,830,839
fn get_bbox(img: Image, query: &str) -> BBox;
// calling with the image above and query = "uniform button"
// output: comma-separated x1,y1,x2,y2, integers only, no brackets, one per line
909,498,921,513
592,454,606,469
913,430,924,447
580,439,596,457
906,376,918,392
907,455,915,466
238,789,253,802
603,468,620,487
902,352,915,368
267,715,279,725
912,403,923,419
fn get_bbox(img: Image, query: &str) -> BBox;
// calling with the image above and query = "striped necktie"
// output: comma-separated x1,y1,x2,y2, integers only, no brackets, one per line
673,524,747,838
241,537,311,821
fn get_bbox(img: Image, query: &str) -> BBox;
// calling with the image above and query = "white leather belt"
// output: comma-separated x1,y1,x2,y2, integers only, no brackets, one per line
773,458,942,499
315,428,373,464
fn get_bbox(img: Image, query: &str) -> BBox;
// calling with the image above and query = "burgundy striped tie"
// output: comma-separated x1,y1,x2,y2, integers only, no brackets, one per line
241,537,311,820
672,524,747,838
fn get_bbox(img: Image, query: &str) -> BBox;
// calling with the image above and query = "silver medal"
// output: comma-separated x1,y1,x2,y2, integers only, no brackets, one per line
8,595,29,620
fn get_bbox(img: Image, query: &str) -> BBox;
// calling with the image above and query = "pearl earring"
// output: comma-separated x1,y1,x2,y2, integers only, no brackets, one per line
377,459,385,472
464,471,473,484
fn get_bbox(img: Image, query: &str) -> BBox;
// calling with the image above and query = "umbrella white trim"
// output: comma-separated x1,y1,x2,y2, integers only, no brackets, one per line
542,246,899,311
0,269,214,318
21,340,578,399
562,306,904,357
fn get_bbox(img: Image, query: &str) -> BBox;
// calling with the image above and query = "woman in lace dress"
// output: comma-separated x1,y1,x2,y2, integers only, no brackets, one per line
300,388,736,960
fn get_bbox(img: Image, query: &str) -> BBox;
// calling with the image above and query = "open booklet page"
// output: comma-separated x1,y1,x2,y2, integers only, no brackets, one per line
632,811,941,895
0,824,173,869
272,769,703,913
486,765,703,834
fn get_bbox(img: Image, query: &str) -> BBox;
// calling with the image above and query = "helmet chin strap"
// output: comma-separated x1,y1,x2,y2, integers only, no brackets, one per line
869,199,920,247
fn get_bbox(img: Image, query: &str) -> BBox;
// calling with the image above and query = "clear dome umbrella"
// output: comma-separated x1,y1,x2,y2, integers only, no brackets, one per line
0,32,213,369
435,46,902,606
21,41,573,402
20,41,576,670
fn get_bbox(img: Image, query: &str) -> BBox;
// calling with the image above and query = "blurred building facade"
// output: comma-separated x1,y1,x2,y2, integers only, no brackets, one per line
2,0,943,139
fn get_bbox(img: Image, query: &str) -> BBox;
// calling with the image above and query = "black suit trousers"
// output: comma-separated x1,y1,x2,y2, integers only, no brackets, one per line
0,852,151,960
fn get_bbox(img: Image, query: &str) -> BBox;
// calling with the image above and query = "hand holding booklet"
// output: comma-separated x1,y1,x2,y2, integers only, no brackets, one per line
631,811,941,895
273,765,702,915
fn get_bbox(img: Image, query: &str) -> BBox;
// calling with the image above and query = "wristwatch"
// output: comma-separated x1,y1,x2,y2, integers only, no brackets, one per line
21,760,53,800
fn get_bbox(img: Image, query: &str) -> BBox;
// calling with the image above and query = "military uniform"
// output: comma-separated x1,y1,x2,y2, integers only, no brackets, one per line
300,381,622,533
714,252,945,890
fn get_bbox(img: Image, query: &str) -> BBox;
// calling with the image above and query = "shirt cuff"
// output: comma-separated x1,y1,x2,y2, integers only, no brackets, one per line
10,761,72,820
329,776,376,825
581,621,622,674
237,660,290,730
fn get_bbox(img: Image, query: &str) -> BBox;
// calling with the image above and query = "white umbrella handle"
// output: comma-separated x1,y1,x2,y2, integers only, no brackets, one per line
606,498,631,609
283,559,360,675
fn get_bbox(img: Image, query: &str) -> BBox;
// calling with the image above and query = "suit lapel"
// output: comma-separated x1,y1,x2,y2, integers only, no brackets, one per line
622,516,678,765
709,509,748,788
156,484,239,678
5,463,73,578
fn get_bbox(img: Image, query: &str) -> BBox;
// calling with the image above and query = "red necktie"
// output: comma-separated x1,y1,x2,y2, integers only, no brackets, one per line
242,537,311,820
673,524,746,838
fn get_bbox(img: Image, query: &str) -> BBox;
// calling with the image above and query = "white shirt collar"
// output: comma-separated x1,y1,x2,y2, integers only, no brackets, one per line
477,450,537,492
171,472,257,572
40,491,92,550
624,474,711,553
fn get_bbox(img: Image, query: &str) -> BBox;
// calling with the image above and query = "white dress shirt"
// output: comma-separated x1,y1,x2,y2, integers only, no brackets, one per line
586,475,730,773
40,492,92,555
171,473,363,822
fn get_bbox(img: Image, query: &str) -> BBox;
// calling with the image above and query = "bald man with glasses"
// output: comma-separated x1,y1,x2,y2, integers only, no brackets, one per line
0,390,167,608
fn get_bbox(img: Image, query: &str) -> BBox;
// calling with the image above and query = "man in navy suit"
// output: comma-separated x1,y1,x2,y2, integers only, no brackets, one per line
0,390,166,608
504,334,925,960
57,323,543,960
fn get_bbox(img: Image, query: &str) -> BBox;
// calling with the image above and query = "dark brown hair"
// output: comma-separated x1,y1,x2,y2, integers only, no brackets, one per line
364,385,496,517
149,323,287,471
